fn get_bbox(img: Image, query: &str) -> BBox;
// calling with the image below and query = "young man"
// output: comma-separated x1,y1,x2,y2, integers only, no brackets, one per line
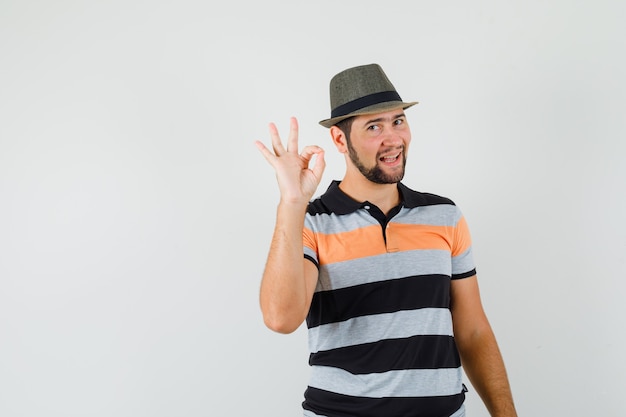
255,64,517,417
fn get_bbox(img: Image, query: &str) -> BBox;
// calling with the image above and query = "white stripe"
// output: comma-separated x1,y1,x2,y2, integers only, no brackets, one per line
306,204,462,236
452,247,475,276
308,308,453,353
317,250,452,292
395,204,461,226
306,211,377,234
309,365,463,398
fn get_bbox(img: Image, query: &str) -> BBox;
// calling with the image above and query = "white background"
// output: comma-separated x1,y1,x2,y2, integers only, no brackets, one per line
1,1,625,416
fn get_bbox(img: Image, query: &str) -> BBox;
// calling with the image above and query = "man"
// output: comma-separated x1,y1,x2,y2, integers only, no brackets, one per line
255,64,517,417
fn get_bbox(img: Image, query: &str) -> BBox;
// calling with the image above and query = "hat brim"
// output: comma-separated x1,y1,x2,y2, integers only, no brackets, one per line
319,100,418,128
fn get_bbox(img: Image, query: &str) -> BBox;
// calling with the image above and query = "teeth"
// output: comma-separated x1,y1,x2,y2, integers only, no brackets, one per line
381,153,400,162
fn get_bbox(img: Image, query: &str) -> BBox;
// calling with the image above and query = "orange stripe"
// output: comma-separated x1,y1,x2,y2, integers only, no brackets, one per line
304,216,472,265
386,223,454,253
310,224,387,265
387,217,472,256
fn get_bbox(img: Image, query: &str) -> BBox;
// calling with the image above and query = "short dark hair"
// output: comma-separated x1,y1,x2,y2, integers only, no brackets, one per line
335,116,355,141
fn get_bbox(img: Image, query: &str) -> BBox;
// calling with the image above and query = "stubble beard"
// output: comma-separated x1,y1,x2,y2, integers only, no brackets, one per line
346,139,407,184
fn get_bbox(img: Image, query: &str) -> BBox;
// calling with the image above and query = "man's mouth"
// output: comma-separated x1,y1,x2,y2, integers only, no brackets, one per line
380,152,401,163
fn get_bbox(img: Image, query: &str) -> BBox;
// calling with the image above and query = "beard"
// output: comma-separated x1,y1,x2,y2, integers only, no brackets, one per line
346,139,407,184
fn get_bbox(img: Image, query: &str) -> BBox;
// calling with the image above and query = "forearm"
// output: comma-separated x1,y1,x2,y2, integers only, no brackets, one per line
457,328,517,417
259,200,312,333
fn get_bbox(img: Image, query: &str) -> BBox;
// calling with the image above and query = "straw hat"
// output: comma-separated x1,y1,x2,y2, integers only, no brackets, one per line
319,63,418,128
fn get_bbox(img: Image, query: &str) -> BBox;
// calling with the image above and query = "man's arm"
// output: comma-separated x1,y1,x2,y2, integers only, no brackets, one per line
450,276,518,417
259,201,319,333
255,117,325,334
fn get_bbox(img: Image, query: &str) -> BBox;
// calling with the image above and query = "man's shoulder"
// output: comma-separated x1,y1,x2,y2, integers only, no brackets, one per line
307,195,332,216
306,181,361,217
399,183,456,208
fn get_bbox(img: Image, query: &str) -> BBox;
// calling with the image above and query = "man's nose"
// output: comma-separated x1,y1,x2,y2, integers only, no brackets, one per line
381,130,403,147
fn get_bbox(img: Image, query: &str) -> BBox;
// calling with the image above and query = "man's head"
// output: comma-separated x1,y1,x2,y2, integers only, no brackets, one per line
321,64,416,184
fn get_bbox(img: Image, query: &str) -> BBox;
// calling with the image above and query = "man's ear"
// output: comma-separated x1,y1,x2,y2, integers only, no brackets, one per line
330,126,348,154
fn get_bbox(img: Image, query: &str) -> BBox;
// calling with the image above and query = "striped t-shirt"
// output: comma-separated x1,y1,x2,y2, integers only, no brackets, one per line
301,181,476,417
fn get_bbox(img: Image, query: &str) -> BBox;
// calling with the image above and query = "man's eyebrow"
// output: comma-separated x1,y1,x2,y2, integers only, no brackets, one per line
364,113,406,125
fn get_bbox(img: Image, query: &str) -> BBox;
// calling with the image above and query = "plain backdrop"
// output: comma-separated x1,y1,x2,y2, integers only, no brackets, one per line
1,1,625,416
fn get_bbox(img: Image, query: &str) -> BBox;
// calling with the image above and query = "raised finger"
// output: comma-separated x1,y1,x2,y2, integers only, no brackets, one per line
268,122,286,156
286,117,299,154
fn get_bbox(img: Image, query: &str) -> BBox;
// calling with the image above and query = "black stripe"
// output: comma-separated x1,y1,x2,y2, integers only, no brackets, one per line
307,274,451,329
452,268,476,280
310,334,460,373
331,91,402,118
303,386,465,417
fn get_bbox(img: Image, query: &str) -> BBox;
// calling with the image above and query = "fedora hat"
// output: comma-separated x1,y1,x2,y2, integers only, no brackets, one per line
319,63,418,128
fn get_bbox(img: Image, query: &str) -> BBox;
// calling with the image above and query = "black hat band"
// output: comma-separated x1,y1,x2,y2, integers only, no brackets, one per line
330,91,402,118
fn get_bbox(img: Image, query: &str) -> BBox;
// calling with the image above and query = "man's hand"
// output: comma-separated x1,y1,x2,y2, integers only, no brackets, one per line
255,117,325,205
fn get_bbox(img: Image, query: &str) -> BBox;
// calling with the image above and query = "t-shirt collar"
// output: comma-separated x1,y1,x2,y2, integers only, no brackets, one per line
319,180,423,215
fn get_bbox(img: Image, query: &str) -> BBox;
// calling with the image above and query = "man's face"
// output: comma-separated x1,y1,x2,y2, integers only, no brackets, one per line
345,108,411,184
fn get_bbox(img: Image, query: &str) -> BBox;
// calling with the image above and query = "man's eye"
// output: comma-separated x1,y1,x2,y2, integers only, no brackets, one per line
394,119,404,125
367,125,380,131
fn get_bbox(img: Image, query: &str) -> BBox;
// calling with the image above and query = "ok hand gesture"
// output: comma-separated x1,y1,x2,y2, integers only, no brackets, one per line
255,117,326,205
